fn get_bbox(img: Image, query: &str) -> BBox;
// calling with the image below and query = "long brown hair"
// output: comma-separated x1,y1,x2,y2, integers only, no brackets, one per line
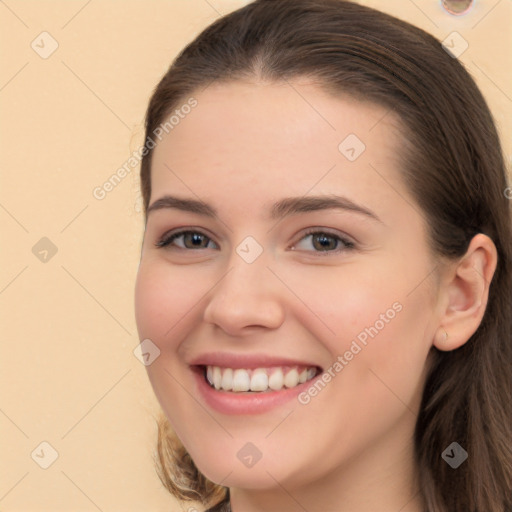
139,1,512,510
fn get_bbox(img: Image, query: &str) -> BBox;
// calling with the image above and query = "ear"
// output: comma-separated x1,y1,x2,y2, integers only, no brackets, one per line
433,233,498,351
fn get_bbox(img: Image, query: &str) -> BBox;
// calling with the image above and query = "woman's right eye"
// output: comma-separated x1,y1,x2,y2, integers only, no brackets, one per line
155,230,218,250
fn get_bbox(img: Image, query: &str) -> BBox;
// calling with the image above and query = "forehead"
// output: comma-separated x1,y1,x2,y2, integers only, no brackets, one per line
149,79,410,220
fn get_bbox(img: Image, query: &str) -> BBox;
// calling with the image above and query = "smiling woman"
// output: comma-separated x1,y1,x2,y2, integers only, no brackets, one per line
133,1,512,511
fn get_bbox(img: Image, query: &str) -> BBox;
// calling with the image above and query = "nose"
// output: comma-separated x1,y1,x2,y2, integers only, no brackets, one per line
202,252,286,336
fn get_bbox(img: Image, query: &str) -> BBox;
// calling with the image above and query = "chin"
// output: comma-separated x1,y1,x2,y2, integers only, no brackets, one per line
188,441,311,492
203,463,292,490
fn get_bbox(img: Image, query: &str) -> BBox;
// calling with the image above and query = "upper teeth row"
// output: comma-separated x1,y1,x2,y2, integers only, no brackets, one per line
206,365,317,392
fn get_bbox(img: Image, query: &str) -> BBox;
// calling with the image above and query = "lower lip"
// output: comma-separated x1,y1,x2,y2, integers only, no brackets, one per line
192,366,319,415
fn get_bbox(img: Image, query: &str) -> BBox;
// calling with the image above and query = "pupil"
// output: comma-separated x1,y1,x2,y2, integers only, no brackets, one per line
187,233,206,247
314,234,336,251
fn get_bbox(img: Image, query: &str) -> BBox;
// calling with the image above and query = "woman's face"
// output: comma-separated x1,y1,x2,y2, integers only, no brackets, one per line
135,80,440,492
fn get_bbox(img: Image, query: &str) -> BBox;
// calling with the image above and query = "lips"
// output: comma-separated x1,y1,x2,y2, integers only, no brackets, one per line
189,352,322,371
188,352,323,414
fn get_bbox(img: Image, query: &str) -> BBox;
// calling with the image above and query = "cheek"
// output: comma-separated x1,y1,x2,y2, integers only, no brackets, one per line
134,259,205,342
274,260,406,342
134,260,206,428
276,259,433,415
279,254,433,350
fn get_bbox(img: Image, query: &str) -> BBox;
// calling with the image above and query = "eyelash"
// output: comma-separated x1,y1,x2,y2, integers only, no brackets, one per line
154,228,356,255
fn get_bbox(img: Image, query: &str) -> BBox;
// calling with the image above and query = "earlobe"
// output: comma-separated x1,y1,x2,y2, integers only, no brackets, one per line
433,234,497,352
434,327,449,350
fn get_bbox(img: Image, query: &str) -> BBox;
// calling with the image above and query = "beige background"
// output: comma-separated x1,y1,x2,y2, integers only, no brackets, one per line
0,1,510,511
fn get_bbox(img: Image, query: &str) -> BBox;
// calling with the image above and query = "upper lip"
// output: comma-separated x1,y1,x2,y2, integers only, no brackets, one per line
189,352,322,370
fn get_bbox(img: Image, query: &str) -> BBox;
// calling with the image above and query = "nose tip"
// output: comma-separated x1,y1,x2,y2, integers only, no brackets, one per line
202,259,286,335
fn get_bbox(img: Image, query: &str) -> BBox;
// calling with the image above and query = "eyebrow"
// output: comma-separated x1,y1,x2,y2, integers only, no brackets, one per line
146,194,383,223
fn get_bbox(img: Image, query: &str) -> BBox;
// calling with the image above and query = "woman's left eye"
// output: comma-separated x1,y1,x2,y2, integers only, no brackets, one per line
291,230,355,254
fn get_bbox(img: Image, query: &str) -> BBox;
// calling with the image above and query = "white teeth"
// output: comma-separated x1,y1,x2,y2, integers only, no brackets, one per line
221,368,233,391
213,366,222,390
283,368,299,388
250,369,269,391
268,368,284,390
205,365,318,392
232,369,251,392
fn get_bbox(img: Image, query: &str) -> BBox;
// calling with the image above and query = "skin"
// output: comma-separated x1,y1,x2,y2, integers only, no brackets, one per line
134,79,497,512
